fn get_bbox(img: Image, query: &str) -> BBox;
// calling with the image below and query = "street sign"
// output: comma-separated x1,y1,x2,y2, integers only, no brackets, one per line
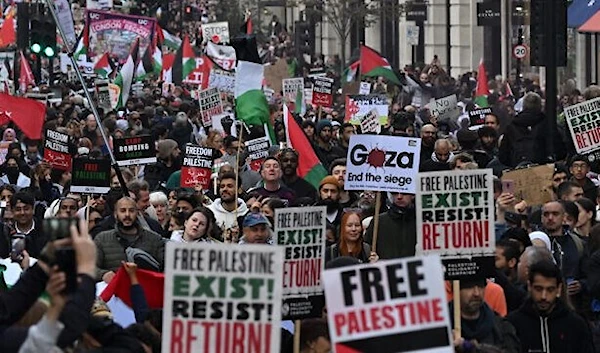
513,44,527,59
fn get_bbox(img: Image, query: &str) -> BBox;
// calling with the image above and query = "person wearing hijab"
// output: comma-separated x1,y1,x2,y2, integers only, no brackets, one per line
529,231,552,252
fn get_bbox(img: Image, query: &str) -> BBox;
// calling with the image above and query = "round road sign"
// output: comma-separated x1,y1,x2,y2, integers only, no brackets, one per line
513,44,527,59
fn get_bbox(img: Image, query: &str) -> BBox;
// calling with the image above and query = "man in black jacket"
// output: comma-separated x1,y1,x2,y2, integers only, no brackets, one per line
508,260,594,353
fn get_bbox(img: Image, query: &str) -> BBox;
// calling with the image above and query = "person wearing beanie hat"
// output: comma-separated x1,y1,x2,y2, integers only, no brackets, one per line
144,139,182,190
312,119,345,170
315,175,343,228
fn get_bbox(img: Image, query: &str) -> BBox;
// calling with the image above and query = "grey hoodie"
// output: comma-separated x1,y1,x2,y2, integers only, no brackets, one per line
208,198,249,230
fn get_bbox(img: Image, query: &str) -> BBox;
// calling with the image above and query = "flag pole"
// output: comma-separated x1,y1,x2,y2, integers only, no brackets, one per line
45,0,129,196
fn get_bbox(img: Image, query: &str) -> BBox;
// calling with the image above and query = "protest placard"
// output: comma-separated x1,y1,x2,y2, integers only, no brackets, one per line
201,21,230,44
113,135,156,166
246,136,270,171
282,78,304,104
205,42,236,70
162,242,283,353
312,76,333,107
44,129,72,171
359,109,381,134
359,82,371,94
208,68,235,95
416,169,496,280
345,135,421,193
345,94,388,125
183,56,211,88
323,255,452,352
275,206,326,320
468,107,492,126
95,80,111,111
426,94,461,121
198,87,224,127
71,158,111,194
564,96,600,154
501,163,554,206
181,144,213,189
264,59,289,93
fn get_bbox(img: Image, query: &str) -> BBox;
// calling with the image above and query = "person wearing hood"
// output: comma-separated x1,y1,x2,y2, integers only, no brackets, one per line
168,112,193,151
170,207,221,243
420,138,454,172
499,92,566,168
314,176,343,229
0,156,30,190
208,172,248,242
508,260,594,353
144,139,182,191
364,192,417,260
312,120,345,171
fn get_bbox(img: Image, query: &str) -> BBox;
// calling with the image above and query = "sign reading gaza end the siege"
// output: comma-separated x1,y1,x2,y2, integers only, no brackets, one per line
275,206,326,321
416,169,496,280
564,96,600,154
71,158,111,194
44,129,72,171
345,134,422,194
181,144,213,190
113,135,156,167
323,255,452,353
162,242,283,353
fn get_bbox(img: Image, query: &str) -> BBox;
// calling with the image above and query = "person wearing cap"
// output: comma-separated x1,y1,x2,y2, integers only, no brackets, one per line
312,120,345,171
315,176,343,228
248,157,295,205
569,154,597,202
239,212,272,244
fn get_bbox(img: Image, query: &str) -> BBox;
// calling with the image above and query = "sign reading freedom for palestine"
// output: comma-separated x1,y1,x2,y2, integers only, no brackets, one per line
324,255,452,352
71,158,111,194
162,242,283,353
44,129,72,171
113,135,156,166
416,169,496,280
181,144,213,190
564,96,600,154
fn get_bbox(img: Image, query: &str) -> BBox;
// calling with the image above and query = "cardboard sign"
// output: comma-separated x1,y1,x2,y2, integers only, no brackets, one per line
71,158,111,194
323,255,452,353
202,21,230,44
312,76,333,107
44,130,72,171
358,82,371,95
282,78,304,104
181,144,213,189
246,137,270,171
208,68,235,95
345,135,422,193
113,135,156,166
359,109,382,134
501,163,554,206
275,206,326,320
198,87,224,127
264,59,289,94
468,107,492,126
416,169,496,280
162,242,283,353
345,94,388,125
425,95,461,121
564,97,600,154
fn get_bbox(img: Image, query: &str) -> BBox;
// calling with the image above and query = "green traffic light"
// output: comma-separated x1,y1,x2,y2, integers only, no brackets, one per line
31,43,41,53
43,46,55,57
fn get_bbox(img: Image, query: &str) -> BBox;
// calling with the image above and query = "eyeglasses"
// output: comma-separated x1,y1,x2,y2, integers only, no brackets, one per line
571,163,589,170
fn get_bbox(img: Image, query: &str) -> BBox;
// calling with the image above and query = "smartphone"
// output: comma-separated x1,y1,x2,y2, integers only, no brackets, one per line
502,179,515,195
42,217,79,241
55,247,77,294
10,235,25,263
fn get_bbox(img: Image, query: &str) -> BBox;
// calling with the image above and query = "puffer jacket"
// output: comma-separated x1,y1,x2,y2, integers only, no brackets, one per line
94,223,165,281
364,205,417,260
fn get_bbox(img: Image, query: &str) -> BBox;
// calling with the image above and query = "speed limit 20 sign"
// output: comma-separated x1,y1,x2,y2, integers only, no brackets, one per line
513,44,527,59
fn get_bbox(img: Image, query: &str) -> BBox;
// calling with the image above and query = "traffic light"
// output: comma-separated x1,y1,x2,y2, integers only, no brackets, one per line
295,21,314,59
29,5,56,57
529,0,566,67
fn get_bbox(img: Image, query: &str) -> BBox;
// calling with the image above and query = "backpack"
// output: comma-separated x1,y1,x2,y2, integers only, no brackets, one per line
508,124,539,166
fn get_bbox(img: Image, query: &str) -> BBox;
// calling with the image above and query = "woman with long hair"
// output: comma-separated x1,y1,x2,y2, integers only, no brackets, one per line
325,211,378,264
575,197,596,238
170,207,221,243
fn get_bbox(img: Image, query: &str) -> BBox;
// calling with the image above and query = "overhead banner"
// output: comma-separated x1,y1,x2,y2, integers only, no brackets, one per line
246,136,270,171
86,10,156,63
345,135,421,193
202,21,230,44
205,42,236,71
468,107,492,126
323,255,452,353
181,144,213,189
564,96,600,154
71,158,111,194
198,87,224,127
345,94,388,125
113,135,156,166
162,242,284,353
282,78,304,105
425,95,461,121
416,169,496,280
312,76,333,107
275,206,326,321
44,129,72,171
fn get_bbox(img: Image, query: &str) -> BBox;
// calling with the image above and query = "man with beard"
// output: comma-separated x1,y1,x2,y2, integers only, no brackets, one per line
279,149,317,203
452,278,519,352
94,197,165,283
337,123,355,157
508,260,594,353
478,126,498,159
329,158,358,208
312,120,345,170
208,172,249,242
420,139,454,172
365,192,416,260
315,176,343,228
420,124,437,163
551,164,569,200
494,239,526,312
248,157,295,204
145,139,182,190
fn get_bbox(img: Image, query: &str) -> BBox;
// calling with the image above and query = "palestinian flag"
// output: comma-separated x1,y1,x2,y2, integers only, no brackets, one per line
359,45,401,86
161,53,175,83
283,104,327,189
172,35,196,85
157,25,181,51
240,16,253,34
343,60,359,82
73,25,89,61
0,10,15,48
113,42,136,108
135,44,161,81
474,59,489,108
100,266,164,309
94,52,112,79
235,60,275,143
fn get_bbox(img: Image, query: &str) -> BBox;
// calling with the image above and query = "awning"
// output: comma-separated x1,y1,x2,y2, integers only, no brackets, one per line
579,10,600,32
569,0,600,28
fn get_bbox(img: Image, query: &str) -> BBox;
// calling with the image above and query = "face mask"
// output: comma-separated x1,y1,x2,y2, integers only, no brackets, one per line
5,166,18,179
